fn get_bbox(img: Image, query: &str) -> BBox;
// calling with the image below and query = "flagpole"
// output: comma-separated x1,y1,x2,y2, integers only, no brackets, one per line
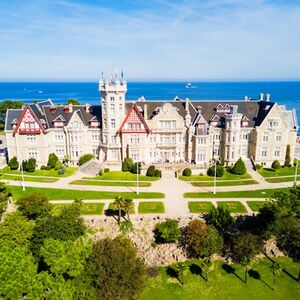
21,162,25,191
136,161,139,195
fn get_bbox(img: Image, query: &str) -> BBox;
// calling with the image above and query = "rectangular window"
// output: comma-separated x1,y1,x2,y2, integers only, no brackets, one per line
28,148,38,159
110,97,115,101
110,104,115,114
262,132,269,142
261,147,268,157
269,119,279,128
130,150,139,161
159,120,176,128
54,133,64,142
27,135,36,143
111,150,117,159
55,147,65,157
111,119,116,129
276,132,282,142
130,134,139,145
274,147,280,157
111,135,116,144
197,151,206,162
91,131,100,141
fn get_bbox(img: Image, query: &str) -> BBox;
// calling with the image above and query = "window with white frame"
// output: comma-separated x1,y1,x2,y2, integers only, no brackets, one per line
71,121,80,128
261,147,268,157
197,150,206,162
91,131,100,141
110,104,115,114
111,119,116,129
130,134,139,145
275,132,282,142
159,120,176,129
269,119,279,128
28,148,38,159
242,133,249,140
130,150,139,161
213,134,220,141
111,135,116,144
110,96,115,102
262,132,269,142
54,133,64,142
198,138,206,144
55,147,65,157
111,150,117,159
274,147,280,157
92,147,98,156
27,135,36,143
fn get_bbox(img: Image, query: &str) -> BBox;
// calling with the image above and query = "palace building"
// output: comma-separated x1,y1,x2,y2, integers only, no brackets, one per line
5,77,298,168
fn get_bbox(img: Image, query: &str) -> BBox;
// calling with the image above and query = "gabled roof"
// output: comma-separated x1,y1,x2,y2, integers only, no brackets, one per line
52,115,66,122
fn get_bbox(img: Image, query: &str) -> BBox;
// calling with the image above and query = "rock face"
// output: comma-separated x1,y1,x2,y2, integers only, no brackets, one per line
85,217,189,267
264,237,285,257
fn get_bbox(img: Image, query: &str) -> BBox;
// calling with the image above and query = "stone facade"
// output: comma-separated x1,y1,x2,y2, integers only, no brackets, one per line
4,78,298,168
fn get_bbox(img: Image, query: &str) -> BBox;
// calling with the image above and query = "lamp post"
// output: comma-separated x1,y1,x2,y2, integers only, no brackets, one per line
212,140,217,195
21,161,25,191
294,157,298,186
136,161,139,195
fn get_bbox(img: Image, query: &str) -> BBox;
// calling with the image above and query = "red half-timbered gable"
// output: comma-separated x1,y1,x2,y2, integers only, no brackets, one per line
13,105,45,135
118,104,150,134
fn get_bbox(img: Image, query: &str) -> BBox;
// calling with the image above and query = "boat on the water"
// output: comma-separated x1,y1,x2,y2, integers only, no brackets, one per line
186,83,197,88
38,90,43,94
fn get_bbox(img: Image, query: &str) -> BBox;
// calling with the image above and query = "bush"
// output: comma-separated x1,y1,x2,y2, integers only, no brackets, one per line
54,160,62,170
47,153,58,169
57,167,65,175
98,169,103,176
207,165,224,177
131,163,140,174
25,158,36,172
8,156,19,170
122,157,133,172
78,154,94,166
285,145,291,167
272,160,281,170
182,168,192,176
146,165,156,177
154,169,162,177
154,219,181,244
255,164,262,170
40,165,47,170
232,158,246,175
104,168,110,173
207,206,234,232
45,166,51,170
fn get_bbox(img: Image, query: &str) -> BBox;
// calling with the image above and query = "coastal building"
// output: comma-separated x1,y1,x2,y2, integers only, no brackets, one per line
4,77,298,168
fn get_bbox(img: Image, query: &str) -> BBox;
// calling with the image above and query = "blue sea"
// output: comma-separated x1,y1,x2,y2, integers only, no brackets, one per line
0,81,300,120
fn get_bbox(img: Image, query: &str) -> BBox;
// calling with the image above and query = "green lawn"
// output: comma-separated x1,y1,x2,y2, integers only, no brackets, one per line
184,187,292,199
265,176,300,183
258,165,300,178
191,180,258,187
9,186,165,200
140,258,300,300
179,170,251,182
0,174,58,183
107,202,135,214
138,202,165,214
52,203,104,215
0,166,77,177
246,201,269,212
188,201,214,213
84,171,159,181
70,179,151,187
217,201,247,213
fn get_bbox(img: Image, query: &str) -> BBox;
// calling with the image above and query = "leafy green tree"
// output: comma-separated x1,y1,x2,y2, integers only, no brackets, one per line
40,238,92,278
0,100,23,115
123,198,134,221
182,168,192,176
207,206,234,232
154,218,181,244
17,193,51,220
54,160,62,170
26,157,36,172
0,183,9,218
86,237,147,300
232,158,246,175
272,160,281,170
285,144,291,167
8,156,19,170
65,98,80,105
199,258,214,285
154,169,162,177
47,153,59,169
182,220,223,258
113,196,125,224
240,256,253,284
131,162,141,174
122,157,133,172
78,154,94,166
171,262,189,285
270,262,282,290
207,165,224,177
0,212,35,249
146,165,156,177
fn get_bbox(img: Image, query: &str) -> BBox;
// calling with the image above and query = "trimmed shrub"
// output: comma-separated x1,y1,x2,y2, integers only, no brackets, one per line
57,167,65,175
40,165,47,170
104,168,110,173
47,153,58,169
78,153,94,166
131,163,140,174
146,165,156,177
154,219,181,244
285,144,291,167
54,160,62,170
207,165,224,177
25,158,36,172
182,168,192,176
255,164,262,170
271,160,281,170
154,169,162,177
122,157,133,172
98,169,103,176
45,166,51,170
8,156,19,170
232,158,246,175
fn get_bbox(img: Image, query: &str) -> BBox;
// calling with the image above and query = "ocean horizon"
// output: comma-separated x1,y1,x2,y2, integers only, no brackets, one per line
1,81,300,122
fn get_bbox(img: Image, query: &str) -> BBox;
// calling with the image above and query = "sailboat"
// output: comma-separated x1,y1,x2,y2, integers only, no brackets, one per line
186,83,197,88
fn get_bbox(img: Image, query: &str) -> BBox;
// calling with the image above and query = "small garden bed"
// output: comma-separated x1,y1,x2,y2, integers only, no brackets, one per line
258,164,300,178
52,203,104,215
246,200,268,212
217,201,247,213
188,201,214,213
138,202,165,214
84,171,159,181
70,179,151,187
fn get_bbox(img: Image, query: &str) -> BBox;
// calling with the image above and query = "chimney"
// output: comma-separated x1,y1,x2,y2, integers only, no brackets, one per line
266,93,270,101
69,103,73,113
197,105,202,113
85,104,91,113
244,96,249,101
185,98,190,112
144,104,148,120
259,93,264,101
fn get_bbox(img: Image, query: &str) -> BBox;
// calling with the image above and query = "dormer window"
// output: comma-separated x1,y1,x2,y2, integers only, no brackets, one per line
50,106,56,113
241,116,249,127
210,115,221,126
11,118,18,129
63,106,69,113
215,104,230,113
89,116,99,128
52,115,65,128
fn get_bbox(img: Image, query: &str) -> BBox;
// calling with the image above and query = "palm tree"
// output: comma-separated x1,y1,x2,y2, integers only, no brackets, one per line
173,262,189,285
200,258,214,285
113,196,125,224
123,198,134,221
270,262,282,291
240,257,253,284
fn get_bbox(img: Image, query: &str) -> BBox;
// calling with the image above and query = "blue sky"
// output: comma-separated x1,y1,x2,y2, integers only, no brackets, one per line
0,0,300,81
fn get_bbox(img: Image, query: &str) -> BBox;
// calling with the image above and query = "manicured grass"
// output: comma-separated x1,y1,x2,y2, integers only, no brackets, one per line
70,179,151,187
184,187,291,198
265,176,300,183
9,186,165,200
84,171,159,181
0,166,77,177
52,203,104,215
179,170,252,181
107,202,135,214
191,180,258,187
246,201,269,212
138,202,165,214
258,164,300,178
140,258,300,300
217,201,247,213
0,174,58,183
188,201,214,213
